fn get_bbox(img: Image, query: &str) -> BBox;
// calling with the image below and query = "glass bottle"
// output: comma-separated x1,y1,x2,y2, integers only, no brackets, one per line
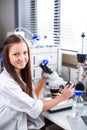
44,82,50,98
73,90,84,116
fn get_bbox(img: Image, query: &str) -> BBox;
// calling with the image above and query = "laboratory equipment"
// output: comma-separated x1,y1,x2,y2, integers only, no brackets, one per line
75,32,87,91
43,82,50,97
73,91,84,116
39,59,66,96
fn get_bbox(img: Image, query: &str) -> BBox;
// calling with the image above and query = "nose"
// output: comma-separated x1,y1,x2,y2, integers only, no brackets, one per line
19,54,25,60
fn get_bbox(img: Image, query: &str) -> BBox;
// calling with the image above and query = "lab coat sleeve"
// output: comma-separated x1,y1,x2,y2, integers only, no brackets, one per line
0,82,43,119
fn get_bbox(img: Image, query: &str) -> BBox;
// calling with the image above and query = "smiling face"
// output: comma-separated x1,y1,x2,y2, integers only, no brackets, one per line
9,41,29,75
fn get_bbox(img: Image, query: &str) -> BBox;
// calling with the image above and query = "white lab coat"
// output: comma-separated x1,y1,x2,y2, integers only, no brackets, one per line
0,69,45,130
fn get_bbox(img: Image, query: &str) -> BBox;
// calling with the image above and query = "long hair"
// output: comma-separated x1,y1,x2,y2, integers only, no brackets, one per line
2,35,33,97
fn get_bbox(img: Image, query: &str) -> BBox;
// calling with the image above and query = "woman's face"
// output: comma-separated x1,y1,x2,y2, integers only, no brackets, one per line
9,41,29,75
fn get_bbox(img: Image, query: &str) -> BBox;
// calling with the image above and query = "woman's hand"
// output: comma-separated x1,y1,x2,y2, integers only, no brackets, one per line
42,83,74,111
61,83,74,100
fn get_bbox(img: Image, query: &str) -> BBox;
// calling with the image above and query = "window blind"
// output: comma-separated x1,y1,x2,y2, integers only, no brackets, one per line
54,0,60,44
15,0,37,40
61,0,87,54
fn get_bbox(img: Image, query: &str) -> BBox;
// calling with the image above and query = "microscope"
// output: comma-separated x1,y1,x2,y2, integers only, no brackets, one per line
39,59,67,96
39,59,74,111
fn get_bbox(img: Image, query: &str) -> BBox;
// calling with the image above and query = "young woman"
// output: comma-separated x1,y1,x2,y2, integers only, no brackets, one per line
0,35,74,130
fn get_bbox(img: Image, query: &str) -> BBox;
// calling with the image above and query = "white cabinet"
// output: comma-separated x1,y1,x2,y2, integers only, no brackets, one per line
30,46,61,84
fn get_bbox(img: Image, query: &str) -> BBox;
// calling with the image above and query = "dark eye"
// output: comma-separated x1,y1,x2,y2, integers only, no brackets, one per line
13,53,19,57
24,51,28,55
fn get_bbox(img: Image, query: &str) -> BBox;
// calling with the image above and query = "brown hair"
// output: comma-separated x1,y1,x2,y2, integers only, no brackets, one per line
2,35,33,97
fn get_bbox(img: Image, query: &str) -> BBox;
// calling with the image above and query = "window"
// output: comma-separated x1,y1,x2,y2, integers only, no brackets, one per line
15,0,87,53
61,0,87,54
15,0,60,45
37,0,54,44
37,0,60,45
15,0,37,40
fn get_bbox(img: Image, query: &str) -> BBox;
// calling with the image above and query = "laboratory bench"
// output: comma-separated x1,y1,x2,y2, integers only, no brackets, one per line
41,92,87,130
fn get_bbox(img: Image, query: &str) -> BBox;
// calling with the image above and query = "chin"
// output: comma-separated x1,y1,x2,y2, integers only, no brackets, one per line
19,65,26,69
